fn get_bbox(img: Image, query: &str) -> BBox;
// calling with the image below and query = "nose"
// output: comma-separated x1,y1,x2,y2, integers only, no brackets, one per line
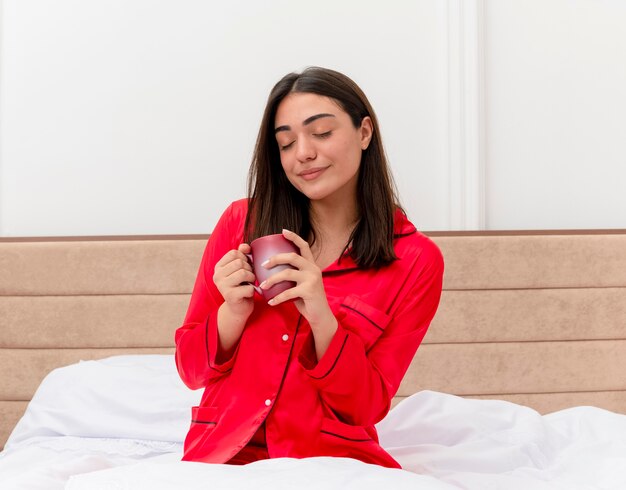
295,137,316,162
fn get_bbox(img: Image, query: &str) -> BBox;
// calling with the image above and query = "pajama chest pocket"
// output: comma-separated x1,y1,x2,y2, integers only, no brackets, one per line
338,295,391,351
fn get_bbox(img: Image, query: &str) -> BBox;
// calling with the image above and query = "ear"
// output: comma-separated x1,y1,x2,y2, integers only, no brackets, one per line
359,116,374,150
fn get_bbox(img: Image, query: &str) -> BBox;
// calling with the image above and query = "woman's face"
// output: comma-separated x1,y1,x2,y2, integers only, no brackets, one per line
274,92,372,205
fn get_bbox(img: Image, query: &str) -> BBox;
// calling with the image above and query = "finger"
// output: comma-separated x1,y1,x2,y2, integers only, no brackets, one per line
263,252,310,271
215,263,251,287
226,268,256,286
237,243,251,254
215,249,241,268
282,229,315,262
260,268,299,290
267,286,299,306
214,266,255,293
216,248,251,269
219,257,253,277
220,272,256,301
224,283,256,302
237,284,256,299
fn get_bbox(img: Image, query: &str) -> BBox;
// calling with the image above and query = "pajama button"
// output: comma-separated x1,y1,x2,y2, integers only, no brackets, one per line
265,399,272,406
282,334,289,342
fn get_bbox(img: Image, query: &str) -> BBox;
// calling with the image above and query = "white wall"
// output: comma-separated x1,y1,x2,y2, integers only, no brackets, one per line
0,0,448,236
0,1,625,237
485,0,626,229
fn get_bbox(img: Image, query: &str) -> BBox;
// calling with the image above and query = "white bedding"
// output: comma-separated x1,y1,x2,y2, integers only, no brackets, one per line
1,355,625,490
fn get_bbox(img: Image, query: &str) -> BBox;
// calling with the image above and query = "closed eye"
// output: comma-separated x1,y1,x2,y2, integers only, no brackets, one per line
314,131,332,139
280,141,295,151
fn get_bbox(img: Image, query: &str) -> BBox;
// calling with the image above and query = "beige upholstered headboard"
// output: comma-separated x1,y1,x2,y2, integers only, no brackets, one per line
1,230,625,449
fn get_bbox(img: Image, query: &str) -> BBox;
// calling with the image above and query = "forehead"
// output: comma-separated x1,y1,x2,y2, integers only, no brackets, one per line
274,93,345,127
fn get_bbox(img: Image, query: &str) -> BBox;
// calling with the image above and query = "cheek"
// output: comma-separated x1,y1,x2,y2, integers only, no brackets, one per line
340,139,363,171
279,153,292,173
279,155,300,187
335,133,362,157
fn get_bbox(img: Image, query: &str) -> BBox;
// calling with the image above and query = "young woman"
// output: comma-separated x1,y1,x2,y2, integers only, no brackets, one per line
175,67,444,469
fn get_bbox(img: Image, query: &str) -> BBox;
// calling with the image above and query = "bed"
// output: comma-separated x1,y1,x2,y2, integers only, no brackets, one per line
1,230,625,489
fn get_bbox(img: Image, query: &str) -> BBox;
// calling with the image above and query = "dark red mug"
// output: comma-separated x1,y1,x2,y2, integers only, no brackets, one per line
246,233,299,301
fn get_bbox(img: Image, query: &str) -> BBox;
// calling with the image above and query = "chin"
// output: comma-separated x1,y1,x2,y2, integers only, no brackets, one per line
299,186,332,202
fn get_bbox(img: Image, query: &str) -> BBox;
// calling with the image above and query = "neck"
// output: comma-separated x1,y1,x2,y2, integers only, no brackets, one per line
309,197,358,243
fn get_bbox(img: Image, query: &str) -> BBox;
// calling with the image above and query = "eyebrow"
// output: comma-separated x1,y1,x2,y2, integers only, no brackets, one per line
274,113,336,133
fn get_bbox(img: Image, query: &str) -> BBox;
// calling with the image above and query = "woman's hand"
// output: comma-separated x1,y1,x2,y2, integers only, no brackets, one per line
261,230,338,355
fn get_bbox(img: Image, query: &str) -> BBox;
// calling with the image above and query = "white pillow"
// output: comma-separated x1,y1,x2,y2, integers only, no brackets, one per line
6,355,201,449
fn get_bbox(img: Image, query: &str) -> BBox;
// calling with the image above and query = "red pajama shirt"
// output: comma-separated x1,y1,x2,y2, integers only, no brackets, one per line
175,199,444,468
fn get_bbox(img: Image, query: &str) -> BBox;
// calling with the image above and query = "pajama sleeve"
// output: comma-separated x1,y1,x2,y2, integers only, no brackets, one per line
174,201,244,390
298,239,444,426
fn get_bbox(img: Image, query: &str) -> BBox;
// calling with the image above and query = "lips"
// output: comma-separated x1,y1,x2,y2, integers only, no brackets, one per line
298,167,328,181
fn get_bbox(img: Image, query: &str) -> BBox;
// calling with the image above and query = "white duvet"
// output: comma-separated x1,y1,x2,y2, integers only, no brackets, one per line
1,356,625,490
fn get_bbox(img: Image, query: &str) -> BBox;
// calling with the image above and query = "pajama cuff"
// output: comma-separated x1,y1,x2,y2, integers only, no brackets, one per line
298,325,350,386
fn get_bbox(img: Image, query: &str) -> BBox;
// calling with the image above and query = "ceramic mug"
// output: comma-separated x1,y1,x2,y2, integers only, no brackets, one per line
246,233,299,301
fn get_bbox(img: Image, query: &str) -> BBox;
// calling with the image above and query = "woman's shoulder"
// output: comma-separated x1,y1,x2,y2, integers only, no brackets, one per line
210,199,250,242
226,197,250,213
403,230,443,267
219,198,250,224
393,210,444,270
414,231,444,266
230,197,250,213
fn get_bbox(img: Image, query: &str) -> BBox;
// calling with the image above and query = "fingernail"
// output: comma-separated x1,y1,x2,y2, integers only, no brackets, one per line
282,229,292,234
261,259,270,268
259,280,267,289
268,298,276,306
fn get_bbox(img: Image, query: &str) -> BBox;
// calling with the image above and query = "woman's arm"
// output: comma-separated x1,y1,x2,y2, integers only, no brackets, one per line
264,232,444,426
303,244,444,426
213,242,256,354
174,201,253,390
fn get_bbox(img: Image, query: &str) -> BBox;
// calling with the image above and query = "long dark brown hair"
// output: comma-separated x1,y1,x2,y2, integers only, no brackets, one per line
245,66,401,268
